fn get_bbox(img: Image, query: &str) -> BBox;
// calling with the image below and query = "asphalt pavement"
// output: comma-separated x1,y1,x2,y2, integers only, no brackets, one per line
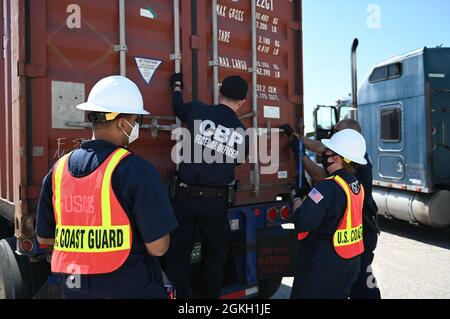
272,217,450,299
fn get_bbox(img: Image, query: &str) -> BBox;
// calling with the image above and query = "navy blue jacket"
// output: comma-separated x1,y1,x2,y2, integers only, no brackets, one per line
292,169,361,299
172,91,249,187
36,140,177,299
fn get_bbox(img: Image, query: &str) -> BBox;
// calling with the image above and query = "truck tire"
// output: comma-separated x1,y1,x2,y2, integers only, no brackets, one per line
0,237,50,299
0,216,13,240
257,276,283,299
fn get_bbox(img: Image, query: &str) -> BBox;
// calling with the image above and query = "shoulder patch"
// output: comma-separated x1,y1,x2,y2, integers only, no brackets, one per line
308,188,324,204
349,181,361,194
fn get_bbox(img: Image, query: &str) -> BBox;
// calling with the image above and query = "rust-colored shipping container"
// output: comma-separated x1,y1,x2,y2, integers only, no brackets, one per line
0,0,302,298
1,0,303,236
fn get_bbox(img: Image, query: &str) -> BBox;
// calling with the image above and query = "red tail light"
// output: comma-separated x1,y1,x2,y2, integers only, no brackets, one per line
267,207,278,223
20,239,34,253
279,206,291,221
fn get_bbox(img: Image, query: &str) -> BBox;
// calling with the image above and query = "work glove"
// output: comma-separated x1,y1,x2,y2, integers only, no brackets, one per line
171,72,184,90
279,124,294,137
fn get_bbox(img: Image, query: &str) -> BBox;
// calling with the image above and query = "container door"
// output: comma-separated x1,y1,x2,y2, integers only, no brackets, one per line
42,1,192,182
7,0,194,237
0,0,14,219
199,0,303,205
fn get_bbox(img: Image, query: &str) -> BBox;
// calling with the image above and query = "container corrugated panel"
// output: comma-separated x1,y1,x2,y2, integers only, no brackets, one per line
0,0,303,238
202,1,303,203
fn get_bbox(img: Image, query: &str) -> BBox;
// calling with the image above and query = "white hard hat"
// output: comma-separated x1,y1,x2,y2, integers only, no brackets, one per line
321,129,367,165
77,76,150,115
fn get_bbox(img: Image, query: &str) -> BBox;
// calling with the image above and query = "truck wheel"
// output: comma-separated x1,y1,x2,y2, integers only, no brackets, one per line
0,216,13,240
0,237,50,299
257,277,283,299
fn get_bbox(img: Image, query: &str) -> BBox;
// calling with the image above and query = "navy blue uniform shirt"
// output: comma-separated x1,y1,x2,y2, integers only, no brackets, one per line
295,169,359,236
36,140,177,298
173,91,249,187
292,169,361,298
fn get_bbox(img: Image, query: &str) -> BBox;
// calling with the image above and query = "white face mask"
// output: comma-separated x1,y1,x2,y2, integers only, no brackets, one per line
123,119,139,144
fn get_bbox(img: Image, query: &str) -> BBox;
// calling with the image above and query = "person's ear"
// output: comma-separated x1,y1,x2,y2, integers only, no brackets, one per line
116,117,127,132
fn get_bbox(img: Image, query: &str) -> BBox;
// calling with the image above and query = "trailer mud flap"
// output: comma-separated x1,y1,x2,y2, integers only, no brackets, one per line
256,227,298,279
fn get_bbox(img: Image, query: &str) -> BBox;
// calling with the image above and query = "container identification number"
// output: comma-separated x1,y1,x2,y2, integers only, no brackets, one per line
256,0,274,12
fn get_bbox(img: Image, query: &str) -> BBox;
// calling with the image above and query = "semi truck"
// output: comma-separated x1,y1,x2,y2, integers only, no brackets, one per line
314,41,450,229
0,0,303,298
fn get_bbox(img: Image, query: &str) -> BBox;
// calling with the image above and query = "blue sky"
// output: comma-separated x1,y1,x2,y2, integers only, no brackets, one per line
302,0,450,132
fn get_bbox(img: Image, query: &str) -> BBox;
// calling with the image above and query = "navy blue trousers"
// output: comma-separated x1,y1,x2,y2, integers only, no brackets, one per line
291,240,360,299
165,196,230,299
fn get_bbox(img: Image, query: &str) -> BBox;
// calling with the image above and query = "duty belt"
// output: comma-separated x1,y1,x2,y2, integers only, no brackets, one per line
175,182,228,199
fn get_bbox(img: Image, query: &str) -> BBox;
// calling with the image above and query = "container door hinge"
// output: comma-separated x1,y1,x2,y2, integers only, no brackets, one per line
2,34,6,60
17,62,46,78
113,44,128,52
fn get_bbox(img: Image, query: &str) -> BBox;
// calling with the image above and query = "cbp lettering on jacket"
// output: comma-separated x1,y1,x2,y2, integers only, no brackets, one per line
199,120,244,146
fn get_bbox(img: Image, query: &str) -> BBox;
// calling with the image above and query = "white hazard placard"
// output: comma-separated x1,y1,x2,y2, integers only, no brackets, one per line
135,57,162,85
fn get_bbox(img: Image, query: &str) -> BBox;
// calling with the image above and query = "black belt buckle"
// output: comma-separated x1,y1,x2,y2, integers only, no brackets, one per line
227,180,239,207
174,182,190,201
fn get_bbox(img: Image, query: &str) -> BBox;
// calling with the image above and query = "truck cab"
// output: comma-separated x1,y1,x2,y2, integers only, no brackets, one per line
313,48,450,229
358,47,450,229
312,97,355,139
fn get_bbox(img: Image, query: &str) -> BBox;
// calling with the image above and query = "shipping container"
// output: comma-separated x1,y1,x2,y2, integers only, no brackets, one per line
0,0,303,298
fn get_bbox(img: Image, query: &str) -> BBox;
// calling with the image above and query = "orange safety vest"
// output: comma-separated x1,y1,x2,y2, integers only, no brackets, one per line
51,148,133,275
297,175,365,259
